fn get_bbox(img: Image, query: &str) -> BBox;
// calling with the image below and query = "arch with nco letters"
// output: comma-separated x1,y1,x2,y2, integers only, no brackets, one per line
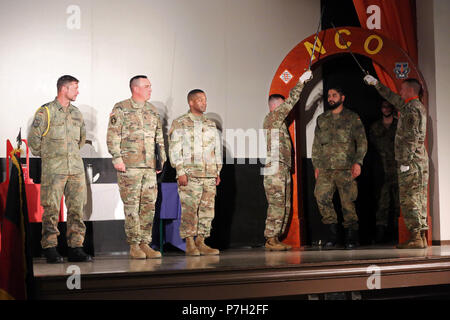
271,26,429,246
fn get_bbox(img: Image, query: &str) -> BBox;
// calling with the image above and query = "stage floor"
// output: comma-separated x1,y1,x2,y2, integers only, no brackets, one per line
33,245,450,277
33,245,450,299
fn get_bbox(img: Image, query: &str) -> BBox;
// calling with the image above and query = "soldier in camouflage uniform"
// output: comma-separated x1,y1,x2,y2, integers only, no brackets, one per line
312,87,367,249
365,75,428,249
169,89,222,256
28,75,92,263
263,70,312,251
107,75,166,259
369,101,399,243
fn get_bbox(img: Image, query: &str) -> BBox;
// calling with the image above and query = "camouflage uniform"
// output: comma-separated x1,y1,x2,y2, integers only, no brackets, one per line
169,111,222,239
369,118,399,227
263,80,305,238
28,98,87,249
107,98,166,245
375,83,428,233
312,108,368,230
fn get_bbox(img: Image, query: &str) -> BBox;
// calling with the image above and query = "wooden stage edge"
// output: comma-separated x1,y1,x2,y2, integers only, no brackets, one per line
33,246,450,300
433,240,450,246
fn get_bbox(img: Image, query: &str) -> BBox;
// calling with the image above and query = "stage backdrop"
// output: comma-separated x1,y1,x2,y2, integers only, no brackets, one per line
0,0,320,223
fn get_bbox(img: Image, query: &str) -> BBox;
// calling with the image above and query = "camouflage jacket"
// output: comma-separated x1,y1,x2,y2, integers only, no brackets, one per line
28,98,86,175
312,107,367,170
169,111,222,178
106,98,166,168
263,80,305,169
375,83,428,165
369,118,398,172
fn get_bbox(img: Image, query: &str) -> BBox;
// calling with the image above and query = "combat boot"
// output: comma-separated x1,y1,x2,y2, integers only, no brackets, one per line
195,236,220,255
396,231,425,249
129,244,146,259
265,237,285,251
67,247,92,262
185,237,200,256
421,231,428,248
139,243,162,259
68,247,93,262
42,247,64,264
276,237,292,250
324,224,338,250
344,228,359,250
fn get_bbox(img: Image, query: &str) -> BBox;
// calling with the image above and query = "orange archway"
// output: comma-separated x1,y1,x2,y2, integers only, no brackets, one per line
272,26,430,246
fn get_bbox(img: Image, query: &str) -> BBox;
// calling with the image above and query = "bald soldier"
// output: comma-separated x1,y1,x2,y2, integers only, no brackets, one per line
169,89,222,256
28,75,92,263
107,75,166,259
263,69,312,251
312,87,367,250
365,75,429,249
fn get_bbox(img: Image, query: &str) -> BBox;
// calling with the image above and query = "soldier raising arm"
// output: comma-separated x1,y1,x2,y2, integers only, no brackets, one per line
364,75,429,249
262,70,312,251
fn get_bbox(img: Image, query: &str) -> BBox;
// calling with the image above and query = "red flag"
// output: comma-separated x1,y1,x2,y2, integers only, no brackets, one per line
0,150,34,300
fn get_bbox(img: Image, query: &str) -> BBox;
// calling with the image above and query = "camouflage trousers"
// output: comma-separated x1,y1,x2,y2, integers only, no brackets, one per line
117,168,157,245
398,160,428,233
40,173,87,249
263,166,291,238
375,174,399,227
314,169,359,229
178,177,216,239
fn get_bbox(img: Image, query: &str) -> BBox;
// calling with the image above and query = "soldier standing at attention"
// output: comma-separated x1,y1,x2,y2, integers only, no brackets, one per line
263,70,312,251
364,75,428,249
369,101,399,243
28,75,92,263
312,87,368,250
107,75,166,259
169,89,222,256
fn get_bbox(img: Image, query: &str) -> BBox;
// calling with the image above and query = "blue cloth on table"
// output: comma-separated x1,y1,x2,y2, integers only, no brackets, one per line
151,182,186,252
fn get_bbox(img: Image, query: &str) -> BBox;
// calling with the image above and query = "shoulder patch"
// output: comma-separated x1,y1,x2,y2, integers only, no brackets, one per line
110,113,117,125
32,117,41,127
